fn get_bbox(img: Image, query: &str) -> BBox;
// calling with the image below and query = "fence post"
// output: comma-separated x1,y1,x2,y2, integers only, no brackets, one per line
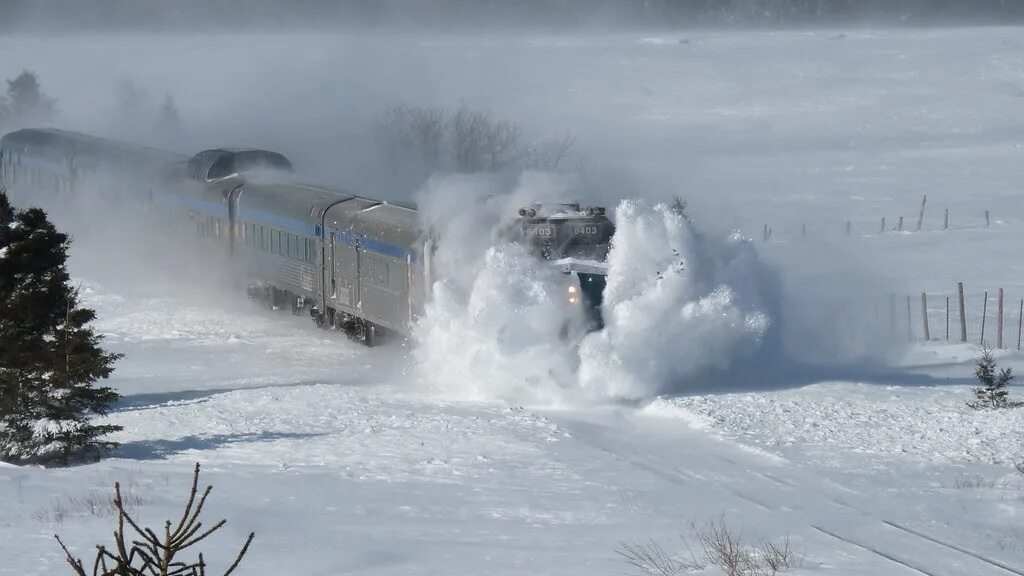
907,294,913,341
981,291,989,346
880,217,886,233
944,208,949,231
898,216,904,232
1018,298,1023,351
985,210,990,227
846,220,851,235
958,282,967,342
917,194,927,231
945,296,950,341
890,292,897,334
763,225,768,242
801,223,806,238
921,292,930,341
998,288,1004,349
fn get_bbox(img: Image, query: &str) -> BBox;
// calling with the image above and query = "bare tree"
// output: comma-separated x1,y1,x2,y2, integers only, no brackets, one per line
450,105,489,172
481,116,521,171
378,105,447,169
378,103,569,175
408,106,446,166
521,133,575,170
55,463,254,576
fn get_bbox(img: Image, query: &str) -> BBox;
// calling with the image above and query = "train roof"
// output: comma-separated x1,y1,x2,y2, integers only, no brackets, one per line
186,148,293,182
0,128,186,167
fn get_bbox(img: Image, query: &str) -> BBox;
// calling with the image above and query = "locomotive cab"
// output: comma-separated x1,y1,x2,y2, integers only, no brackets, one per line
511,203,614,330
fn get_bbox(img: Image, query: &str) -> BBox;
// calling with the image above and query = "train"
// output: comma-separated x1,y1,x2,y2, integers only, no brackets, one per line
0,128,615,345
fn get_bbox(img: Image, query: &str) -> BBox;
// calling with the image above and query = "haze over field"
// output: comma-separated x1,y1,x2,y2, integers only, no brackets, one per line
2,15,1024,576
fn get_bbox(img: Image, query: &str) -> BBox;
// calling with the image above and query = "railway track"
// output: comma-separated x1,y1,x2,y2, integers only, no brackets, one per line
546,409,1024,576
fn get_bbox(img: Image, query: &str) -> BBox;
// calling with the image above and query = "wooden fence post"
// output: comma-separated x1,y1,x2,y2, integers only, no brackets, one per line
998,288,1004,349
801,223,806,238
890,292,897,334
981,291,989,346
763,224,768,242
945,296,950,341
880,217,886,233
944,208,949,231
846,220,851,235
958,282,967,342
907,294,913,341
921,292,930,341
985,210,990,227
898,216,904,232
1018,298,1023,351
916,195,927,231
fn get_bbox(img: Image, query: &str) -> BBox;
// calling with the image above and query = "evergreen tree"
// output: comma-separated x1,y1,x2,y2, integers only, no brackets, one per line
0,187,122,466
0,95,9,129
670,195,690,223
966,348,1022,410
6,70,56,125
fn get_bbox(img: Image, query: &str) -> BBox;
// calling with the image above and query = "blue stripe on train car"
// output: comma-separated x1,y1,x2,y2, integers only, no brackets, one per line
161,191,419,264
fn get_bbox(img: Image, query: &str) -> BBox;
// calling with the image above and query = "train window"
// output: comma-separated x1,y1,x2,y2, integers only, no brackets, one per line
271,230,280,254
287,234,295,259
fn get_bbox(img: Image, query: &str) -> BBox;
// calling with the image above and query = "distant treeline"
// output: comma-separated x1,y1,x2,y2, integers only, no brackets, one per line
2,0,1023,31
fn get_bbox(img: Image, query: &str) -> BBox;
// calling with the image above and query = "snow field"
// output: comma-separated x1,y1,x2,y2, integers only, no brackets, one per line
3,25,1024,575
646,380,1024,469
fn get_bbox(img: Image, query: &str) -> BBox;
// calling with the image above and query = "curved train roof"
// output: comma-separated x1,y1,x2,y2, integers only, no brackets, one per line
0,128,187,168
186,148,293,182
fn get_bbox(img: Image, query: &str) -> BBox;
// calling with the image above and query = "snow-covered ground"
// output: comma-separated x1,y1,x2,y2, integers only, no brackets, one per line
3,26,1024,575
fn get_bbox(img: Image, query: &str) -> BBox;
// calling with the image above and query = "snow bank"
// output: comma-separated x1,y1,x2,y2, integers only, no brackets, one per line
413,175,775,403
647,382,1024,467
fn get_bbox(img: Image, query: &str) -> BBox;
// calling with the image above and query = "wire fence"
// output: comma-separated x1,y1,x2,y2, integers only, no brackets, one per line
893,285,1024,349
756,195,999,243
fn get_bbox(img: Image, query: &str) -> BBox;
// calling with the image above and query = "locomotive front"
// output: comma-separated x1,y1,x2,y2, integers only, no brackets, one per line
512,203,615,330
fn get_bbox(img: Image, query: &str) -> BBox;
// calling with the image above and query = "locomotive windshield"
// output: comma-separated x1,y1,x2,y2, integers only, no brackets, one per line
517,208,614,262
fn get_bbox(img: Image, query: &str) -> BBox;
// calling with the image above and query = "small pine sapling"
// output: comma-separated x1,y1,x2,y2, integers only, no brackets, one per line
967,348,1023,409
669,195,690,223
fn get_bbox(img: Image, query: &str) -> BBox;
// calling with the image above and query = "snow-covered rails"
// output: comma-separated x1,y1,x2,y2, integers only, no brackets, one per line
0,128,613,344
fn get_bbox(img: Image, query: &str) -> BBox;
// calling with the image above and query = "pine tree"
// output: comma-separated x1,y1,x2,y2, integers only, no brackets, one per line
0,94,9,129
966,348,1022,410
0,187,122,466
6,70,56,125
670,195,690,223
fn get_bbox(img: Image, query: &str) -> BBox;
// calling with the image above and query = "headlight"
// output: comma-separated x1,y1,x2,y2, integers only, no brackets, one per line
568,286,577,294
569,297,577,304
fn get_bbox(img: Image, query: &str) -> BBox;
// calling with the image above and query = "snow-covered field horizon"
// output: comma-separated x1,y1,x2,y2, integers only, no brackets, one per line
3,25,1024,575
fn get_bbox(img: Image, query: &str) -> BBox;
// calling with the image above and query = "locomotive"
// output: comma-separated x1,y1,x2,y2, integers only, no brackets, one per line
0,128,614,345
